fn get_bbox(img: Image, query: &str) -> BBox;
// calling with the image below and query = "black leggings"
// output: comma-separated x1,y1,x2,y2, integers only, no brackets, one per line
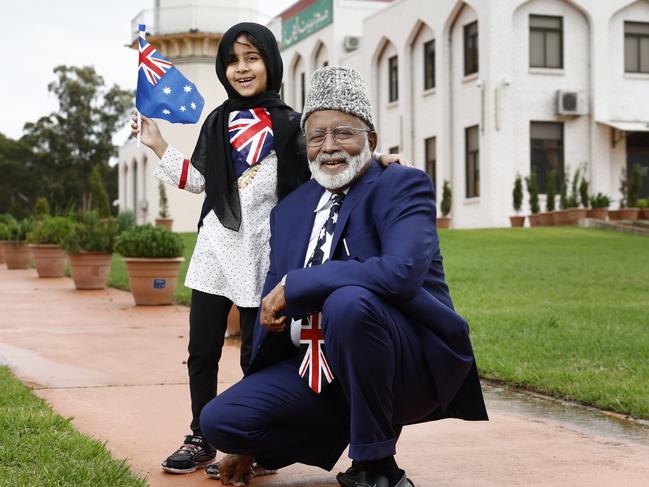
187,289,258,435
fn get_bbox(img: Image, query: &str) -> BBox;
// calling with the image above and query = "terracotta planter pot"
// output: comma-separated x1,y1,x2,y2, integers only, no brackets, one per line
2,241,32,269
69,252,113,290
586,208,608,220
567,208,587,226
553,210,571,226
123,257,184,306
528,213,541,227
30,244,68,278
437,216,451,229
155,218,173,231
609,208,639,221
509,216,525,227
538,212,554,226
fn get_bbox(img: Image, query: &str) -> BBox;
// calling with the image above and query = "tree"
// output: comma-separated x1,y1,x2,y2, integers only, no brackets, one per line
512,173,523,214
90,165,111,217
0,132,34,218
23,65,132,214
579,165,589,209
525,170,540,214
628,164,643,208
158,181,169,218
441,180,452,217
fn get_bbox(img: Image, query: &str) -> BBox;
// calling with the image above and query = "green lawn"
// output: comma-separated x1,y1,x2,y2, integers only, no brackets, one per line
0,366,146,487
440,227,649,419
108,227,649,419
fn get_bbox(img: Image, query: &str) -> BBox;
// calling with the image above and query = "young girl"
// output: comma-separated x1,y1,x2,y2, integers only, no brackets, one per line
133,22,404,477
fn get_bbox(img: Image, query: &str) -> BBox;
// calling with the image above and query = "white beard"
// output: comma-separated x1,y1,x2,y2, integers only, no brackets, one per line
308,138,372,191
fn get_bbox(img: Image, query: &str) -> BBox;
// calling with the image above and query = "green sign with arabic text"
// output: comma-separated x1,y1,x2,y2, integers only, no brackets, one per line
282,0,333,49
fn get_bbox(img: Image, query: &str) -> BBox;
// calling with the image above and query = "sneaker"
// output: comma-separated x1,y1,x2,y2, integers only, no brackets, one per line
161,435,216,474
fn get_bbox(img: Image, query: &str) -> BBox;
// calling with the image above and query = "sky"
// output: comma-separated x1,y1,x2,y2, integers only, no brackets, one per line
0,0,294,142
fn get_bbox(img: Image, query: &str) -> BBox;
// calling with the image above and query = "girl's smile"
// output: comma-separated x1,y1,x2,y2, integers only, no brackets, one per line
226,34,268,97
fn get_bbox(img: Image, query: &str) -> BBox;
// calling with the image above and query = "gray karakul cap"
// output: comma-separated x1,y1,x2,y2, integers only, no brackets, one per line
300,65,375,131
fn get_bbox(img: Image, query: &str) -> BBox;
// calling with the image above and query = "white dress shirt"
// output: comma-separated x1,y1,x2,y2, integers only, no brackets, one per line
289,188,348,346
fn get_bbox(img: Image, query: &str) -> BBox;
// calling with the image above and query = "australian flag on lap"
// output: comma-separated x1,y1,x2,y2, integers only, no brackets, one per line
136,24,204,123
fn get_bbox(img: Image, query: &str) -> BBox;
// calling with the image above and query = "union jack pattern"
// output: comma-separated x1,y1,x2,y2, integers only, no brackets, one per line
297,192,346,394
299,313,334,394
228,108,274,167
138,27,173,86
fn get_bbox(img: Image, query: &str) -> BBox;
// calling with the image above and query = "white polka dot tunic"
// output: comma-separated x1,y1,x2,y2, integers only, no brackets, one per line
154,145,278,307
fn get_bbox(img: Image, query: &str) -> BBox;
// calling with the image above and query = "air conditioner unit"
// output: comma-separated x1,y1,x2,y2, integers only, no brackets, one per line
343,35,360,52
556,90,587,116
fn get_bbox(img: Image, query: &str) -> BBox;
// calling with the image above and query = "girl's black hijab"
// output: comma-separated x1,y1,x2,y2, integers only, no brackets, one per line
191,22,309,231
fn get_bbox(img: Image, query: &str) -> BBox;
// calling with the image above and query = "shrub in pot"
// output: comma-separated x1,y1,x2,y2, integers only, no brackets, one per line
525,171,540,226
0,214,17,264
555,168,571,226
566,165,587,225
27,215,74,277
437,180,452,229
114,224,185,305
61,212,119,290
540,169,557,226
588,193,610,220
612,166,641,220
0,222,9,265
116,210,136,234
638,198,649,220
510,173,525,227
1,218,33,269
155,181,173,230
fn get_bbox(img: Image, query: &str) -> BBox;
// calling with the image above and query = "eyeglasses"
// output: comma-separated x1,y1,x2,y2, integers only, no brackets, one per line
305,126,372,147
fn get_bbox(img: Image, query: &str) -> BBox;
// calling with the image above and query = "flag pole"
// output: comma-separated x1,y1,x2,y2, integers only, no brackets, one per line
136,110,141,147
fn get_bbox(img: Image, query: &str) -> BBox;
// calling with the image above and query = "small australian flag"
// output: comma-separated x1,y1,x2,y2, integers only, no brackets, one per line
135,24,204,124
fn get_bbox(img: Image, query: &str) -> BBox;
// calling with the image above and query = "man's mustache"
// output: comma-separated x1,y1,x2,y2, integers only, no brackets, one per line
314,151,350,165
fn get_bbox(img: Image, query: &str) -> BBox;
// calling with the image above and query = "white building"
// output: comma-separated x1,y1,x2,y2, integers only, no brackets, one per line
118,0,270,231
276,0,649,228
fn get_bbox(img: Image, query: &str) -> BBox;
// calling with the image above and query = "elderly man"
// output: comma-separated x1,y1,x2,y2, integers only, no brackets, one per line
200,66,488,487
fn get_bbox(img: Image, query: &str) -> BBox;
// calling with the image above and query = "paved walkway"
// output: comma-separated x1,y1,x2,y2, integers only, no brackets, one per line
1,268,648,486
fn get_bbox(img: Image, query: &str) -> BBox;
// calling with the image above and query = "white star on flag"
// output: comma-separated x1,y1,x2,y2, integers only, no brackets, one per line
162,109,171,115
162,86,172,95
319,227,326,239
332,213,338,223
183,85,192,93
191,102,197,110
180,105,186,112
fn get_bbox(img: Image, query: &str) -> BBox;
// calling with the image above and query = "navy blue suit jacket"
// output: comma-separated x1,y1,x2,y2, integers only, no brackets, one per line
248,159,487,422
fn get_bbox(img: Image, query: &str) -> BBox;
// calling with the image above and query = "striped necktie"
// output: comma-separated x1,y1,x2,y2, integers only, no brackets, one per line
298,192,345,394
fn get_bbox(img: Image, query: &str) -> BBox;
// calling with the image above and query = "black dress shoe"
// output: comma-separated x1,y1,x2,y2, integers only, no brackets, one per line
336,467,415,487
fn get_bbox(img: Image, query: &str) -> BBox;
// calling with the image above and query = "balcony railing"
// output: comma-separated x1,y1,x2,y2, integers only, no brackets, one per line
130,5,270,41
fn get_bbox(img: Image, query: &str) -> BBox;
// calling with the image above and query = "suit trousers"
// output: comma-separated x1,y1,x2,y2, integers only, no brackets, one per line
188,289,258,435
199,286,440,469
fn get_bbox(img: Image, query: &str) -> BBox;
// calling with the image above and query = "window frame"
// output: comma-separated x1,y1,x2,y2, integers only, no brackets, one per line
530,121,565,195
388,55,399,103
465,125,480,198
624,21,649,74
425,136,437,189
464,21,479,76
424,39,435,90
529,14,564,69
